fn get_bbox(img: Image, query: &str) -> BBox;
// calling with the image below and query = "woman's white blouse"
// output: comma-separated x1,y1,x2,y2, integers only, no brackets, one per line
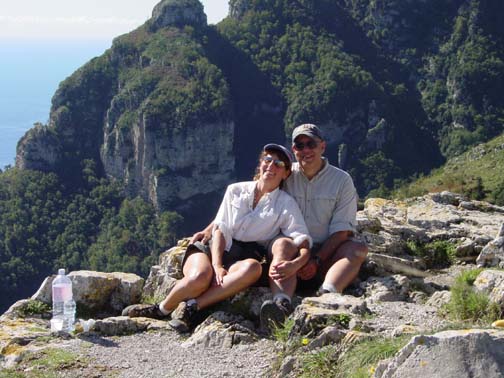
213,181,312,251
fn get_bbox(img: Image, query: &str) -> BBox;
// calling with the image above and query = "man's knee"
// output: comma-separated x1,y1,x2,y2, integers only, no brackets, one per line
271,237,297,260
338,241,368,264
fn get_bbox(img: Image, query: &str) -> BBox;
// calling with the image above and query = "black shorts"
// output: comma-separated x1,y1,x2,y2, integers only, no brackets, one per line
183,239,270,286
184,240,268,268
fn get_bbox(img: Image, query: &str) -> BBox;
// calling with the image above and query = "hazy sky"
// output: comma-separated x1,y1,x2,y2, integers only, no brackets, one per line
0,0,229,40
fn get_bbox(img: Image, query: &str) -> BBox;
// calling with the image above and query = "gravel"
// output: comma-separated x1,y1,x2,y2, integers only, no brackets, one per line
64,329,277,378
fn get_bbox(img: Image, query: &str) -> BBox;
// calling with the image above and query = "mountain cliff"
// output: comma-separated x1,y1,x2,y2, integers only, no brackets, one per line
16,0,504,209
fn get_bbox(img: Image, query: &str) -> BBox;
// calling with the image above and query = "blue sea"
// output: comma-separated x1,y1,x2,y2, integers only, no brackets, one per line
0,39,111,169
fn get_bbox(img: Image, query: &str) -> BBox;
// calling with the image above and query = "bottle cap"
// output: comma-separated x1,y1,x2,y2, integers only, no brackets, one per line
58,269,65,275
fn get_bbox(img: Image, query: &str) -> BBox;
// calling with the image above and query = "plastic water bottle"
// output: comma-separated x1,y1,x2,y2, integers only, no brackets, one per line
51,269,75,332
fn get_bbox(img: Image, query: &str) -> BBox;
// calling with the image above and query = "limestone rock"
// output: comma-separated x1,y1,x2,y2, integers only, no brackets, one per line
362,275,411,302
425,290,451,309
473,269,504,306
374,329,504,378
31,271,144,316
92,316,166,336
15,124,61,171
290,294,369,337
150,0,207,32
476,224,504,267
182,311,258,348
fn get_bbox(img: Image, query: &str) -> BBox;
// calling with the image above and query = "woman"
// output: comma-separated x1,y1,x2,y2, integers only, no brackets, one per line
124,144,311,332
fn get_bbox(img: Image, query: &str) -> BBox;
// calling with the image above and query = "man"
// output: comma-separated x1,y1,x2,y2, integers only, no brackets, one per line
284,124,368,295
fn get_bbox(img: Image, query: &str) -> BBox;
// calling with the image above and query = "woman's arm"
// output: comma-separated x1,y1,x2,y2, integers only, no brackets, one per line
270,240,310,281
211,228,228,285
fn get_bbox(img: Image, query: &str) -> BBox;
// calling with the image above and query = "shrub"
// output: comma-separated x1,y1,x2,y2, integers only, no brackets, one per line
443,269,502,324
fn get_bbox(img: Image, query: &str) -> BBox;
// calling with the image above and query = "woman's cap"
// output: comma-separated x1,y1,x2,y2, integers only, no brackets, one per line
263,143,294,163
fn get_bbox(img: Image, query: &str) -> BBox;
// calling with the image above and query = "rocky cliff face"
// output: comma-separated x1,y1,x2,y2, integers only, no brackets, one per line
16,0,235,216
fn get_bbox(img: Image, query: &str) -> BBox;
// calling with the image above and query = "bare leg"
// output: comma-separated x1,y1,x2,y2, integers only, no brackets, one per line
322,241,368,293
269,237,298,298
195,258,262,309
160,252,213,312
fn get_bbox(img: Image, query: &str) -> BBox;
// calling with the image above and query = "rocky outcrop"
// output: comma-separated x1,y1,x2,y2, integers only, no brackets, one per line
3,194,504,375
375,329,504,378
150,0,207,31
15,124,61,171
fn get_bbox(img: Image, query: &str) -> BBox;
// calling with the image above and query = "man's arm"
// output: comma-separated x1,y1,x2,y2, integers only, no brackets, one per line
297,231,350,280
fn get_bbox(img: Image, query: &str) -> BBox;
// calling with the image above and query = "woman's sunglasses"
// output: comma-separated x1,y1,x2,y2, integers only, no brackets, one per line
263,155,286,168
294,140,318,150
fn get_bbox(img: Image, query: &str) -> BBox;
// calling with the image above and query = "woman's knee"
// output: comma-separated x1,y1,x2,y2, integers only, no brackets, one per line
271,237,297,260
184,269,212,290
236,259,262,280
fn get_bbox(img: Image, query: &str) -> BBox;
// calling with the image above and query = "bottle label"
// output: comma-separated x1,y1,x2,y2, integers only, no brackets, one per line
52,284,72,302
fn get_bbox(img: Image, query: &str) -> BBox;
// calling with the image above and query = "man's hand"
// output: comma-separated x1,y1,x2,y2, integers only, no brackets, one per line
269,261,297,281
297,259,318,280
213,265,228,286
190,229,211,244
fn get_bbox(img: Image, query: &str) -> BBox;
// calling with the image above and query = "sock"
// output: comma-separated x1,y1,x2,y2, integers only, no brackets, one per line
158,302,171,315
273,293,291,304
321,282,340,293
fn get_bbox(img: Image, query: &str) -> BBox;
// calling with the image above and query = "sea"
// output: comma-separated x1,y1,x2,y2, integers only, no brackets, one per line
0,39,111,169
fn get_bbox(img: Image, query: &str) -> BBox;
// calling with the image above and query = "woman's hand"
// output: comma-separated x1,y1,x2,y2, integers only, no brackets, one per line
297,259,318,280
213,265,228,286
269,261,297,281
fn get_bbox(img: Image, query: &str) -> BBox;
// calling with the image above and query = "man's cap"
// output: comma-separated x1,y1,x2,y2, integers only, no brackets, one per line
292,123,324,143
263,143,294,163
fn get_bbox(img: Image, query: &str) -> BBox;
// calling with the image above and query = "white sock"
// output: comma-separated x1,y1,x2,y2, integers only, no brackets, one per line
273,293,291,303
158,302,171,315
321,282,340,293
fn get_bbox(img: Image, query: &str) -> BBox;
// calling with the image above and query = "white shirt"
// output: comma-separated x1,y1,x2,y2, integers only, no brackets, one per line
284,159,357,244
213,181,312,251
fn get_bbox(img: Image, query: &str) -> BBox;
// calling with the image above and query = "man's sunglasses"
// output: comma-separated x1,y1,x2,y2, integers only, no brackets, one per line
263,155,286,168
294,140,319,150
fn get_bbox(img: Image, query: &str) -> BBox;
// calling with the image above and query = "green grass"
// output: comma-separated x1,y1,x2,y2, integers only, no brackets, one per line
16,300,51,318
393,133,504,205
300,345,340,378
0,348,83,378
298,335,411,378
271,317,296,344
406,240,457,268
443,269,502,325
334,336,411,378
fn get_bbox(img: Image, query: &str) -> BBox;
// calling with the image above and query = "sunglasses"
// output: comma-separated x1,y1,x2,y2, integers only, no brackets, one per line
294,140,318,150
263,155,286,168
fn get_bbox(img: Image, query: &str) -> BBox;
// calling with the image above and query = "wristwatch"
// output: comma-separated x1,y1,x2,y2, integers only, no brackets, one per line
313,255,322,267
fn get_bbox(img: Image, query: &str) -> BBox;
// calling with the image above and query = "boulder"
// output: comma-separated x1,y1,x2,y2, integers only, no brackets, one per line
374,329,504,378
473,269,504,306
149,0,207,32
476,224,504,267
290,294,369,337
182,311,258,348
362,275,411,302
31,271,144,316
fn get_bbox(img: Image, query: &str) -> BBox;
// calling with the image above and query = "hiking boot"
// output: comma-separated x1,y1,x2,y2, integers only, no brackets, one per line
122,303,168,320
260,298,293,333
168,301,198,333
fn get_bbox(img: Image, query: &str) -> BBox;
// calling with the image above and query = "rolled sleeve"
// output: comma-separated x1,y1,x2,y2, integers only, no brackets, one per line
280,196,313,248
328,176,357,235
212,186,234,251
